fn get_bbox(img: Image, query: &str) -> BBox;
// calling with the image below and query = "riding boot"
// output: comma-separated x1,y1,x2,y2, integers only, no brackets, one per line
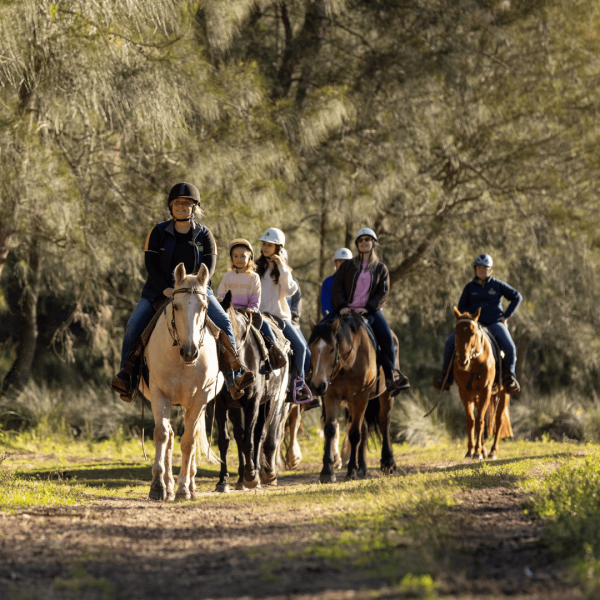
110,341,141,402
432,366,453,391
265,338,288,370
385,368,410,397
218,330,255,396
502,372,521,395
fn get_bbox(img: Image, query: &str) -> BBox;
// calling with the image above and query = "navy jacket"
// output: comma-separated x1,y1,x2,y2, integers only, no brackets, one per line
141,220,217,302
320,274,334,317
458,277,522,326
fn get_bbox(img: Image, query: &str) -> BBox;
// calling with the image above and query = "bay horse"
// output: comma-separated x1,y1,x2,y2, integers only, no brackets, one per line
214,295,290,492
453,307,513,460
140,263,221,501
308,313,396,482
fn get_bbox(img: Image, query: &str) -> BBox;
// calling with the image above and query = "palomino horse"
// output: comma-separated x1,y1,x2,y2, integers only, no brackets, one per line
214,296,290,492
453,307,513,460
309,313,396,482
140,263,220,501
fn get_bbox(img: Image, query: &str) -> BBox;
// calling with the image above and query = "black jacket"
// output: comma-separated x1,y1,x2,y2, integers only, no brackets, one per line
332,259,390,314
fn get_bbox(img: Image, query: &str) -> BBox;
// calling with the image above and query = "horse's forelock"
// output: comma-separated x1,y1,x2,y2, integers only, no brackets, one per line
308,320,336,346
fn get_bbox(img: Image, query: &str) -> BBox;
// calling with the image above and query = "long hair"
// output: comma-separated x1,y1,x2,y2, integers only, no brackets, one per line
256,245,283,284
352,246,379,273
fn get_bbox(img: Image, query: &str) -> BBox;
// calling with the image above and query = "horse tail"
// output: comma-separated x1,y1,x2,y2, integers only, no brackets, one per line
195,404,220,464
364,396,382,441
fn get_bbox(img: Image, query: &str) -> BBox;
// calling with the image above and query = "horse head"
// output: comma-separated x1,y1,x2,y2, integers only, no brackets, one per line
171,262,210,364
308,317,342,396
453,306,483,371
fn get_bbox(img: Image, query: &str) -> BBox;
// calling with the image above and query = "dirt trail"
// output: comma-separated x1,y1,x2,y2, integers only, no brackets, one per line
0,463,583,600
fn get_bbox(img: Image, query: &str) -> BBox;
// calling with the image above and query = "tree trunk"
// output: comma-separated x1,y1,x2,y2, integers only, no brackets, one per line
317,195,327,318
1,239,42,394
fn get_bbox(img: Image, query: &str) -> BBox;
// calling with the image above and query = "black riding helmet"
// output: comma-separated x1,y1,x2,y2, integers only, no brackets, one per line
167,182,200,216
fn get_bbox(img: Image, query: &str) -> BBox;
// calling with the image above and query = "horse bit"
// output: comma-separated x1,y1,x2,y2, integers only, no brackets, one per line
166,287,209,353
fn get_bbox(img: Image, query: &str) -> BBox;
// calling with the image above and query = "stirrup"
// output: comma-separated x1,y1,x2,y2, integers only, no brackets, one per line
292,378,313,404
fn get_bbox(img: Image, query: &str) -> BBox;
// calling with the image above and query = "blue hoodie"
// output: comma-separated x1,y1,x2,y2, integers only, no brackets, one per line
458,277,522,326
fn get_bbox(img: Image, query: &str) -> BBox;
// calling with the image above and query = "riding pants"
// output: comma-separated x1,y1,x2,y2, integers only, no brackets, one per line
118,288,240,378
442,322,516,377
282,318,311,380
370,310,395,380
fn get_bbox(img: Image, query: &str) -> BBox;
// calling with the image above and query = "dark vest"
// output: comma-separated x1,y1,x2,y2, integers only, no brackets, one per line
141,220,210,302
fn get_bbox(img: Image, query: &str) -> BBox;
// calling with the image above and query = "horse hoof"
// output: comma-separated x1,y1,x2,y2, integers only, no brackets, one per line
473,454,483,461
215,483,230,494
166,491,175,502
319,473,336,484
344,473,359,482
464,451,473,459
489,453,497,461
235,482,246,491
175,491,191,501
243,474,260,490
332,458,342,470
149,486,167,501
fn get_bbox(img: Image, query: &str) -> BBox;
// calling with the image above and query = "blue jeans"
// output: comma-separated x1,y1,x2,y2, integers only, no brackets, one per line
282,319,311,380
260,319,277,344
442,322,516,376
370,310,395,380
119,289,239,377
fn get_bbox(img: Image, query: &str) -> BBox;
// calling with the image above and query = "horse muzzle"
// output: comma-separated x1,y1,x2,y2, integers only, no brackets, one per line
180,346,199,364
313,381,328,396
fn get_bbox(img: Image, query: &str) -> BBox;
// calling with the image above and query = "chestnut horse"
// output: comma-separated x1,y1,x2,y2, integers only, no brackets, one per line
309,313,396,482
453,307,513,460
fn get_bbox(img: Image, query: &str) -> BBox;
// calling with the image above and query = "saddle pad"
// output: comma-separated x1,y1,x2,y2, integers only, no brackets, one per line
362,316,379,353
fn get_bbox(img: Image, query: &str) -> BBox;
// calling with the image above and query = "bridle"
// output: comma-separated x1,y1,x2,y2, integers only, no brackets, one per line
324,323,360,385
166,287,209,355
456,317,485,363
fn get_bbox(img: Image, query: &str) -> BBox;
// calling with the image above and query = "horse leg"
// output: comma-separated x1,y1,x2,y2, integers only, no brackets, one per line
260,401,282,486
285,405,303,470
379,391,396,475
175,398,205,500
229,408,246,491
489,391,509,459
356,419,368,479
345,394,369,482
331,418,343,469
320,393,340,484
164,421,176,501
241,400,261,489
473,394,492,461
215,397,231,493
149,394,172,501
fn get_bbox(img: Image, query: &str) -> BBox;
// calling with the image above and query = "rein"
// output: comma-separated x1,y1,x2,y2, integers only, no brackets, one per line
326,323,361,385
166,287,209,354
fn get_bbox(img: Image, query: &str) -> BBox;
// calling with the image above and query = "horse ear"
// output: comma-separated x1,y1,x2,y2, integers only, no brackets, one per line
175,263,186,287
453,306,461,320
196,263,209,288
221,290,232,310
473,307,481,322
309,316,316,331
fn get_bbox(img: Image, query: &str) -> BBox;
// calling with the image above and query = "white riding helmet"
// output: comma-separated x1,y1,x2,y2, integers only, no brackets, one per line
355,227,378,242
259,227,285,246
334,248,353,260
474,254,493,268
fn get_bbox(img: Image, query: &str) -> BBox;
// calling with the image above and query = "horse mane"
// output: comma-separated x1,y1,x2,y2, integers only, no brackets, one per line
308,313,364,346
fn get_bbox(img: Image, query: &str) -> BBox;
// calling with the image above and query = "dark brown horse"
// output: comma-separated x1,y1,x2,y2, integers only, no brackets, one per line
453,307,513,460
308,313,396,482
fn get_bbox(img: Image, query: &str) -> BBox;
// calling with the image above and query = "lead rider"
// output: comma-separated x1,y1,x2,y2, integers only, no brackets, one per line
110,182,254,401
433,254,523,394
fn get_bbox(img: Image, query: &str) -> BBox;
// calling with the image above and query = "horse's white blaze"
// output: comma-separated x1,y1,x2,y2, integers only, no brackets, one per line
314,339,328,382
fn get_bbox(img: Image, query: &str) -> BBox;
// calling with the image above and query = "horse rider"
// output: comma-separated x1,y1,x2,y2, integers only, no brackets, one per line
320,248,353,318
110,183,254,401
432,253,523,394
217,238,287,370
256,228,312,403
331,227,410,397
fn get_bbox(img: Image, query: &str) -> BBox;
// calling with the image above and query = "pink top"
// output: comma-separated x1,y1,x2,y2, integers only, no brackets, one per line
349,260,371,309
217,270,261,311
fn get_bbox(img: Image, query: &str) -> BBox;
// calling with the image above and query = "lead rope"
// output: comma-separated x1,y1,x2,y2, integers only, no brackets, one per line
423,348,456,418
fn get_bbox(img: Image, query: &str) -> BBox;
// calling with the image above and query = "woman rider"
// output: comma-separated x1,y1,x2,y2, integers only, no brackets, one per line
331,227,410,397
110,182,254,401
256,228,312,403
432,253,522,394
